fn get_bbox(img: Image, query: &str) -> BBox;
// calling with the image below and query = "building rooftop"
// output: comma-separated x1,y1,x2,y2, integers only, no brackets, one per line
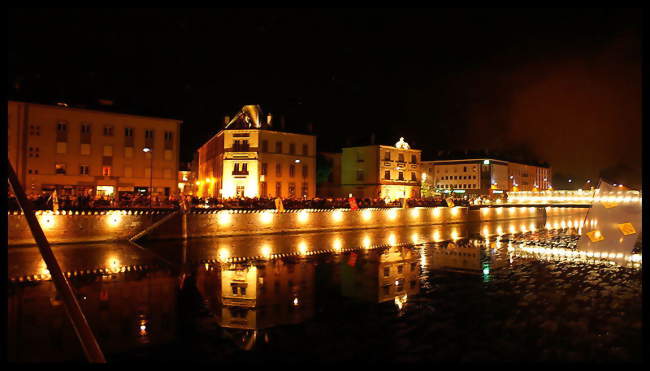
9,100,183,123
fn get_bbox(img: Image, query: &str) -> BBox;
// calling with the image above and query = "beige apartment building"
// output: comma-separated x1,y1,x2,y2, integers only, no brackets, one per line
8,101,182,197
341,137,421,200
420,158,552,196
196,105,316,199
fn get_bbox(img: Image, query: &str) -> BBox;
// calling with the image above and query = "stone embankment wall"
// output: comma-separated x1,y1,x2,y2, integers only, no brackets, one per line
7,206,588,246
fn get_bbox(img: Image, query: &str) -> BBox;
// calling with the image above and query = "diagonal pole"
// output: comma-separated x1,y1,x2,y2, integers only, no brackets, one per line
7,160,106,363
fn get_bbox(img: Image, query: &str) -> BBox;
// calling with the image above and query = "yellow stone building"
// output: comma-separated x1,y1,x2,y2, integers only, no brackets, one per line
8,100,182,197
196,105,316,199
341,137,421,200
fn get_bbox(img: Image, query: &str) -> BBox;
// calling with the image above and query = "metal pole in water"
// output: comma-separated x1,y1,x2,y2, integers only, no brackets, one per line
7,160,106,363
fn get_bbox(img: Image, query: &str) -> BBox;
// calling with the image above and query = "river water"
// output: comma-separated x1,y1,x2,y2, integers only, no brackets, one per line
7,210,642,362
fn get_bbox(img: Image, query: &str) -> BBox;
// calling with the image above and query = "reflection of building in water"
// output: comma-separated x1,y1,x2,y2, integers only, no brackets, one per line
196,259,315,331
7,269,177,362
340,246,420,304
429,240,506,274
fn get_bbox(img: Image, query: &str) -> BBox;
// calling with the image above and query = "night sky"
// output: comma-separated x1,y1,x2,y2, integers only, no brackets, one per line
8,8,642,188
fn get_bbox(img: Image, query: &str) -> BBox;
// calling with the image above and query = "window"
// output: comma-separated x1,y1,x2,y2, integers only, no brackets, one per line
261,140,268,152
397,265,404,274
384,152,391,161
28,147,39,158
145,130,154,139
289,143,295,155
275,141,282,153
103,126,113,136
411,155,417,163
301,182,308,197
234,163,240,173
164,131,173,141
260,182,267,197
275,182,282,197
56,142,67,154
356,152,364,162
463,166,467,172
411,262,417,271
398,172,404,181
261,163,268,176
383,267,390,277
81,144,91,155
81,124,91,134
29,125,40,136
289,164,295,177
102,166,112,176
276,163,282,176
411,172,417,181
302,144,308,156
384,171,391,180
242,163,248,173
124,127,133,137
288,183,296,198
398,154,405,162
124,167,133,177
103,145,113,156
302,165,308,179
124,147,133,158
55,163,66,175
57,122,67,132
79,165,89,175
356,170,364,181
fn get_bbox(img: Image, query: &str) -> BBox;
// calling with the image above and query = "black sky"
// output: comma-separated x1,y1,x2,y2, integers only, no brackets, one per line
7,8,642,187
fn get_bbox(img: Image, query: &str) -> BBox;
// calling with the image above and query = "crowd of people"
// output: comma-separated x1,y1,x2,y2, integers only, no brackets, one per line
8,191,472,212
7,191,182,211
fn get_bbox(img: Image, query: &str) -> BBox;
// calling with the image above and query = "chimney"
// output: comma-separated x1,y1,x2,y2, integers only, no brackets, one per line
280,115,286,130
224,115,230,127
266,113,272,127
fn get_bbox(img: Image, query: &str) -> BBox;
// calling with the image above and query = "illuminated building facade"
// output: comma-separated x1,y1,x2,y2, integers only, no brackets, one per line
196,105,316,199
341,137,421,200
421,158,551,196
8,101,182,197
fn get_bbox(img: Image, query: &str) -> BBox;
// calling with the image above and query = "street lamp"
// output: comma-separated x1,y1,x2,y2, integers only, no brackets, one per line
143,147,153,209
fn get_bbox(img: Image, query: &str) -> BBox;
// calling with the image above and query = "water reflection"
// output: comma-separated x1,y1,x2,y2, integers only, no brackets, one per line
7,208,642,361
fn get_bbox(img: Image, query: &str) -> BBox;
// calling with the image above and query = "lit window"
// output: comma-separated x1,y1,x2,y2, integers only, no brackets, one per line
102,166,112,176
